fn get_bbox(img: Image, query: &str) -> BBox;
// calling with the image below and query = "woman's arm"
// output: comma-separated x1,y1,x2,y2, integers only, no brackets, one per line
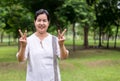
58,29,69,59
59,44,69,59
17,29,27,62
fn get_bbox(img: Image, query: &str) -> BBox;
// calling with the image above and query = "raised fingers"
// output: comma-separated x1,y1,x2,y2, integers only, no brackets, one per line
58,29,62,39
18,29,27,38
58,29,67,35
18,29,24,37
61,29,67,36
24,30,27,36
58,29,67,39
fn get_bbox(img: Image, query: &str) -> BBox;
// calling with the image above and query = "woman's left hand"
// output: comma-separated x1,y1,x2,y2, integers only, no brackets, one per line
58,29,67,46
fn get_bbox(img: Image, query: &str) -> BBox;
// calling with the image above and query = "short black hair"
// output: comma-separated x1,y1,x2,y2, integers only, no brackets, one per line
34,9,50,21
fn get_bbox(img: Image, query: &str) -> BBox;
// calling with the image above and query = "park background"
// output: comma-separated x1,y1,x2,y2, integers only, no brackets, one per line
0,0,120,81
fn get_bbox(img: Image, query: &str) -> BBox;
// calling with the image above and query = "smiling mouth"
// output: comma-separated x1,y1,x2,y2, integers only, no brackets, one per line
38,26,45,29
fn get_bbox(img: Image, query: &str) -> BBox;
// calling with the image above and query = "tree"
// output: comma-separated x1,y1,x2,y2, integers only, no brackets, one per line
55,0,95,50
21,0,65,29
0,0,34,37
87,0,120,48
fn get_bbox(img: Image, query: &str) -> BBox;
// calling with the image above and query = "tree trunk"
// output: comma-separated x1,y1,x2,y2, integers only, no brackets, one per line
114,25,119,48
72,22,76,51
83,25,89,48
98,26,102,47
93,29,97,45
101,34,104,44
107,33,110,48
0,31,4,43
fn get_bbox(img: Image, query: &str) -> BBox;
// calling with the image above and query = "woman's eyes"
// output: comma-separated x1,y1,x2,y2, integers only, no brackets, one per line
43,20,47,22
37,19,47,22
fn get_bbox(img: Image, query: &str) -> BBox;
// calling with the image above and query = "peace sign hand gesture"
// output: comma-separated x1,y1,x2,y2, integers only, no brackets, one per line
58,29,67,46
18,29,27,48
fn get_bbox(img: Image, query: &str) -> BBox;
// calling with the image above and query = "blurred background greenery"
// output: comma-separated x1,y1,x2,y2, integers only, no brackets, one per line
0,0,120,49
0,0,120,81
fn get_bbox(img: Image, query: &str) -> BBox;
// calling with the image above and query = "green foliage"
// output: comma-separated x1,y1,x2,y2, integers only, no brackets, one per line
21,0,65,28
0,0,120,48
0,1,34,38
0,7,7,28
89,0,120,31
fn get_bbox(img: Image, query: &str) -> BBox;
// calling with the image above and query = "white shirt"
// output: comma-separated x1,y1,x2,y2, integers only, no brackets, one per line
18,33,61,81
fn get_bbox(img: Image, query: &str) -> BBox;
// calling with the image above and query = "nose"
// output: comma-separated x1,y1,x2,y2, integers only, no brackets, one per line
40,21,44,25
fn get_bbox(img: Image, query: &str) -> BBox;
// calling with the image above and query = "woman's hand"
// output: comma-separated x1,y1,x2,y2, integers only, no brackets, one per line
58,29,69,59
18,29,27,48
58,29,67,46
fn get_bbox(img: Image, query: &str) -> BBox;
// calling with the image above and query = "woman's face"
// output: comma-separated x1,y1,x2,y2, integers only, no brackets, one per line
34,13,49,34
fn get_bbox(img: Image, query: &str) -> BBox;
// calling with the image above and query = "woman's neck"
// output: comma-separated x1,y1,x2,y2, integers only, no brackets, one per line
35,32,48,40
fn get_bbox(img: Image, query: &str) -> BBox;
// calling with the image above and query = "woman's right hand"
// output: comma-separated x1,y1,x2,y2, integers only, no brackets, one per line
18,29,27,48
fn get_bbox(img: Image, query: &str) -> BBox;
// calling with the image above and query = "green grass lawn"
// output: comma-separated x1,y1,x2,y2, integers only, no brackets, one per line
60,49,120,81
0,46,120,81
